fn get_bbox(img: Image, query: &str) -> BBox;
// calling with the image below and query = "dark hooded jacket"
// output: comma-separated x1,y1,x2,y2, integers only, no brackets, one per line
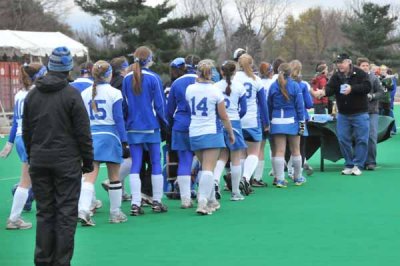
22,72,93,168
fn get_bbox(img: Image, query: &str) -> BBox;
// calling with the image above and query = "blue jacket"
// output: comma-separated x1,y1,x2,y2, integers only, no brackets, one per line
268,78,305,122
296,80,313,121
122,68,167,131
167,73,197,132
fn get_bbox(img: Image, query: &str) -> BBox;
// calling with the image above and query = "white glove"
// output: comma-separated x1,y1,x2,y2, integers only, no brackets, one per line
0,142,13,158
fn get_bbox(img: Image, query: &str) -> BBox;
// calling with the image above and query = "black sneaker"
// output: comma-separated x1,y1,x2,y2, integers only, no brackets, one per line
239,177,251,196
215,184,221,200
223,173,232,191
250,178,267,187
152,201,168,213
130,204,144,216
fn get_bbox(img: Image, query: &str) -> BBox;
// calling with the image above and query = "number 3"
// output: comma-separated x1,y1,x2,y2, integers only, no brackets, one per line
244,82,253,99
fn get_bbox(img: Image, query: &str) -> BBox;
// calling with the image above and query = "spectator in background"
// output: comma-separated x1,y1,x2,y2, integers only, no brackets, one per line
310,62,329,114
317,53,371,176
357,58,384,171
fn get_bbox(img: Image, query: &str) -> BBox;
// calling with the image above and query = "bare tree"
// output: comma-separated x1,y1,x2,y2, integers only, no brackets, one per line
234,0,290,41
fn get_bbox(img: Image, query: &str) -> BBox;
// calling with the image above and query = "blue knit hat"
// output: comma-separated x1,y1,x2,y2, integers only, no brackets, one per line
48,46,73,72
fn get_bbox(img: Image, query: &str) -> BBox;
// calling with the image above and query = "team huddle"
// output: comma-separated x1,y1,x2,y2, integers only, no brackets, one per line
3,44,392,231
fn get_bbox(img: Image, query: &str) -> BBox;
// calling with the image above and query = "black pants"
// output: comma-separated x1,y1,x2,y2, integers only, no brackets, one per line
30,162,81,266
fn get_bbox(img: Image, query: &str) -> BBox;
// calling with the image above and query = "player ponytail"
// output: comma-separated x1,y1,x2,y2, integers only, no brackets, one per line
278,63,291,101
221,60,236,96
132,46,153,95
20,63,45,90
259,62,273,79
289,60,302,82
238,54,256,80
92,60,112,112
196,60,214,83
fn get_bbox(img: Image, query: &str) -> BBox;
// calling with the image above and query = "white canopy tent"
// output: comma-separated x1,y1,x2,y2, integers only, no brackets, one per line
0,30,89,60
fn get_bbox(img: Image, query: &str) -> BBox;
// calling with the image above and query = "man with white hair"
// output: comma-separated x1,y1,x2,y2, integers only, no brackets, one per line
318,53,371,176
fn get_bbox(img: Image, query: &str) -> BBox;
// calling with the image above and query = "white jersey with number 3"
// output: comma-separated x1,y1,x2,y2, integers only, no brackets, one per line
233,71,264,129
81,83,122,126
214,79,246,121
185,82,224,137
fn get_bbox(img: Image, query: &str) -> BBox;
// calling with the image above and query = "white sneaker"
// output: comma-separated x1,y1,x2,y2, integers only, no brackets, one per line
352,166,362,176
78,210,95,226
109,210,128,224
230,192,245,201
341,168,353,175
207,200,221,212
181,198,193,209
196,199,211,215
6,217,32,230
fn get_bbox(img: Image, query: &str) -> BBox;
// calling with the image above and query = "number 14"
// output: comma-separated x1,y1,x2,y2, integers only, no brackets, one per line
190,97,208,116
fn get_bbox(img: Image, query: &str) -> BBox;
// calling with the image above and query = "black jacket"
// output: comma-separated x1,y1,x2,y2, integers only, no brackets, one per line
325,66,371,115
22,72,93,168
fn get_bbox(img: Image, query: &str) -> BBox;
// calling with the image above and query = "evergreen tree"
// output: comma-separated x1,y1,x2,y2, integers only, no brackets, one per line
75,0,206,64
341,3,400,65
197,30,217,61
230,24,262,62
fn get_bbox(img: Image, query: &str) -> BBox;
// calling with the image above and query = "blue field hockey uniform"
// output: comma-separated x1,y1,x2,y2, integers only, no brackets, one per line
268,78,305,135
70,77,93,93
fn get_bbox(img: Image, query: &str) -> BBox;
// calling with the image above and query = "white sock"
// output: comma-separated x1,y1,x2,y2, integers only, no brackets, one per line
243,155,259,181
129,173,141,206
209,182,216,202
213,160,226,184
240,159,245,176
108,181,122,214
292,155,302,179
9,186,29,221
177,175,191,200
274,157,285,181
287,156,294,176
253,160,265,181
151,174,164,203
231,165,241,195
79,182,94,212
270,157,276,177
197,170,213,202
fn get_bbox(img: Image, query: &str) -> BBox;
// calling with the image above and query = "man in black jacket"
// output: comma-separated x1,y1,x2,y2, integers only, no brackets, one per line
23,46,93,266
318,54,371,176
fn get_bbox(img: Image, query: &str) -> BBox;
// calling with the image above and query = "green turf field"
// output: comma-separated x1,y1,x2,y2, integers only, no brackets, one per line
1,109,399,266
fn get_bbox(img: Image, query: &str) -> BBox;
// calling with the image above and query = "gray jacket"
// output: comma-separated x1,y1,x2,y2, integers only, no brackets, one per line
367,72,384,114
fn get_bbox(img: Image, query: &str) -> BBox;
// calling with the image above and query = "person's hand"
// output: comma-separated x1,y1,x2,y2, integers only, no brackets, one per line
0,142,13,158
264,126,270,132
343,85,352,95
367,93,374,101
298,121,305,136
316,90,325,99
229,132,235,144
122,142,130,159
82,160,94,174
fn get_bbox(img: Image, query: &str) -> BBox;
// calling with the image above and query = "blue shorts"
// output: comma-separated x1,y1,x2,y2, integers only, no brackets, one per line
92,126,122,164
15,135,28,163
270,121,299,136
242,127,262,142
190,133,226,151
127,129,161,144
172,130,191,151
224,120,247,151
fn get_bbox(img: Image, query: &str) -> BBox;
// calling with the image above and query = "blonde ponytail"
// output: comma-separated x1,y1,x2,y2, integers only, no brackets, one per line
238,54,256,80
278,63,291,101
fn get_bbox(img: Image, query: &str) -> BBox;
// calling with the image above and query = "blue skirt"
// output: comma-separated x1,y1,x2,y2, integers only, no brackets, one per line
172,130,191,151
270,117,300,136
91,126,122,164
242,127,262,142
190,133,226,151
224,120,247,151
127,129,161,144
15,135,28,163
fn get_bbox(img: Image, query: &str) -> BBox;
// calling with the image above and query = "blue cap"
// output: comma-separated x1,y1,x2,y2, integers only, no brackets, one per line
170,57,185,68
48,46,73,72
